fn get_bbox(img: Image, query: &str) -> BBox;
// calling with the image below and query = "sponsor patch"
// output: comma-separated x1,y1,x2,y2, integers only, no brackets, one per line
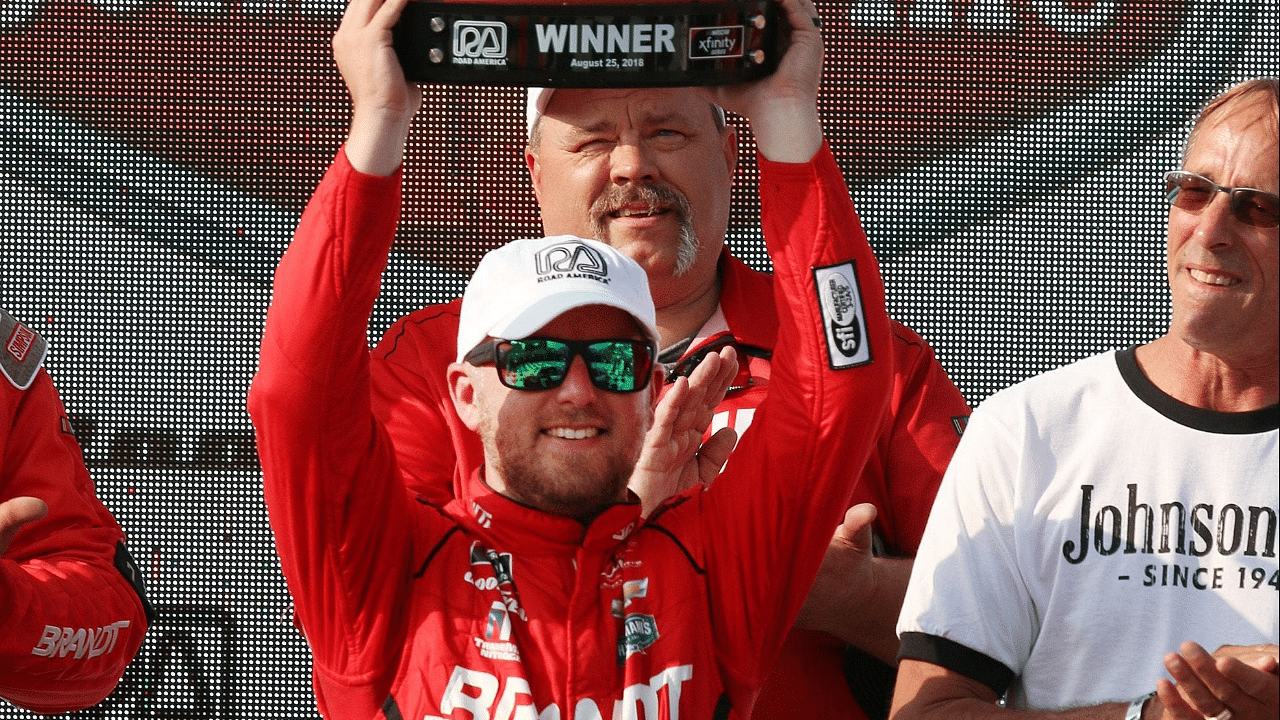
1,309,47,390
617,613,659,664
464,542,527,622
610,577,649,617
30,620,131,660
813,262,871,369
475,600,521,662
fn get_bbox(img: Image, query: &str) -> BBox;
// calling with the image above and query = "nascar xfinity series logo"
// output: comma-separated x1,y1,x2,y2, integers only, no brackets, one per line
452,21,508,66
689,26,743,59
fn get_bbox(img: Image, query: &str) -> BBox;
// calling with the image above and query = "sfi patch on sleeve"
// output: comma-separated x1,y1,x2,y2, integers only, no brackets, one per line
1,309,48,390
813,262,872,369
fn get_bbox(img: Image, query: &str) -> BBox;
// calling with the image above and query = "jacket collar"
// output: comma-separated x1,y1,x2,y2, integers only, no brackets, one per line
449,470,644,553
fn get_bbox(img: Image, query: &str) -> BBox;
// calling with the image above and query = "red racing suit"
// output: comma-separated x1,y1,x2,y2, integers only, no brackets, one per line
370,169,970,720
249,142,893,718
1,312,152,713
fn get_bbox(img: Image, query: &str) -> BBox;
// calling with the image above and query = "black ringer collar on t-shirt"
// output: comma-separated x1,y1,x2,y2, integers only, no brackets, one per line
1115,346,1280,435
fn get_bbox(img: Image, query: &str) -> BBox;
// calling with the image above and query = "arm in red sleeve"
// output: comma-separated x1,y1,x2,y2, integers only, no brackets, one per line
247,149,432,716
870,323,971,553
1,359,150,714
692,142,894,696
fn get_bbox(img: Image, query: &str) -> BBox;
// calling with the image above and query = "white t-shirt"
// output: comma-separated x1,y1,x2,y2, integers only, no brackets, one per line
897,348,1279,710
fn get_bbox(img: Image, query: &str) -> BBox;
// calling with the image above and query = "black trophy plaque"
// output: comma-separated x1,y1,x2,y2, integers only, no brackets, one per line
392,0,781,86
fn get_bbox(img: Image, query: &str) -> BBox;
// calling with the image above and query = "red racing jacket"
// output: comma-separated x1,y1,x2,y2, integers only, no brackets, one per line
1,311,152,713
249,142,893,719
370,166,971,719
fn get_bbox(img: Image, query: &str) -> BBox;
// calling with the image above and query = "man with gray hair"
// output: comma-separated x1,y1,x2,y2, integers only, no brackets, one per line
890,78,1278,720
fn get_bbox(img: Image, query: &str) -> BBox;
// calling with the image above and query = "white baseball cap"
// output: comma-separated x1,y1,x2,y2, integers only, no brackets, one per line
525,87,726,138
456,235,659,362
526,88,556,138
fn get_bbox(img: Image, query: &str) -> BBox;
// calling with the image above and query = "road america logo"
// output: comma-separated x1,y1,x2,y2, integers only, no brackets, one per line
452,21,507,66
534,241,610,284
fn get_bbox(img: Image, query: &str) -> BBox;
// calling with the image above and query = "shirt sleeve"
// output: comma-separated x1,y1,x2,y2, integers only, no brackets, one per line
895,399,1031,696
371,303,485,507
1,367,150,714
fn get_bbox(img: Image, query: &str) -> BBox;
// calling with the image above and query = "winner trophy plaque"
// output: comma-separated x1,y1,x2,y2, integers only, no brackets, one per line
393,0,781,86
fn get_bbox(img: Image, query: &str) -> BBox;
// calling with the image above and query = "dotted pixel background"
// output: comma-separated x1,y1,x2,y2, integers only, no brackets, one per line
1,0,1277,716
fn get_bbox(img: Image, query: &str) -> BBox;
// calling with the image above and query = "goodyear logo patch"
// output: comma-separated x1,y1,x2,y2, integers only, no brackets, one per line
1,309,47,390
813,262,871,369
617,613,659,664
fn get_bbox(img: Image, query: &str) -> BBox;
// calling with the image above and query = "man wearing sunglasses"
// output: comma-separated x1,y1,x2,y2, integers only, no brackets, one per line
891,78,1278,720
248,0,900,713
370,12,969,720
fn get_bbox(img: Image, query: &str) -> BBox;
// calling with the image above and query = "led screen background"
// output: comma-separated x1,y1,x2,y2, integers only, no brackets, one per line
1,0,1276,715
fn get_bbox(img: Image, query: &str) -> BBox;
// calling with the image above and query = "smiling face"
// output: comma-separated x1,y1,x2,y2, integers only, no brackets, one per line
1165,90,1279,364
450,305,661,521
525,87,737,311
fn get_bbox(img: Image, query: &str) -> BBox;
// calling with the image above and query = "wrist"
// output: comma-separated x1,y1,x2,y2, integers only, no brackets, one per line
1124,692,1154,720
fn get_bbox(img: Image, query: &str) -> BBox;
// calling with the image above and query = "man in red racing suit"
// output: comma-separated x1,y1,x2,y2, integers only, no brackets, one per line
369,59,969,720
373,254,965,716
1,309,153,713
247,0,896,714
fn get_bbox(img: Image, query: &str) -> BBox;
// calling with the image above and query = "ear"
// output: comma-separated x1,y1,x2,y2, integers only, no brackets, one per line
525,147,543,205
448,362,482,432
722,124,739,184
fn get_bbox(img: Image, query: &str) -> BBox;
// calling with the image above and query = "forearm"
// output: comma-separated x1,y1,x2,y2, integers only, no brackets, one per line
0,558,147,713
751,98,823,164
895,696,1133,720
892,660,1137,720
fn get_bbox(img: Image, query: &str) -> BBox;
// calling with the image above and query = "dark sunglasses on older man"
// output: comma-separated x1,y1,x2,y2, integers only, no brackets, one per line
464,337,657,393
1164,170,1280,229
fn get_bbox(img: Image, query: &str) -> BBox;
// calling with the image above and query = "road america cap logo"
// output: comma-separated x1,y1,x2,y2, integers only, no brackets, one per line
534,240,610,284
